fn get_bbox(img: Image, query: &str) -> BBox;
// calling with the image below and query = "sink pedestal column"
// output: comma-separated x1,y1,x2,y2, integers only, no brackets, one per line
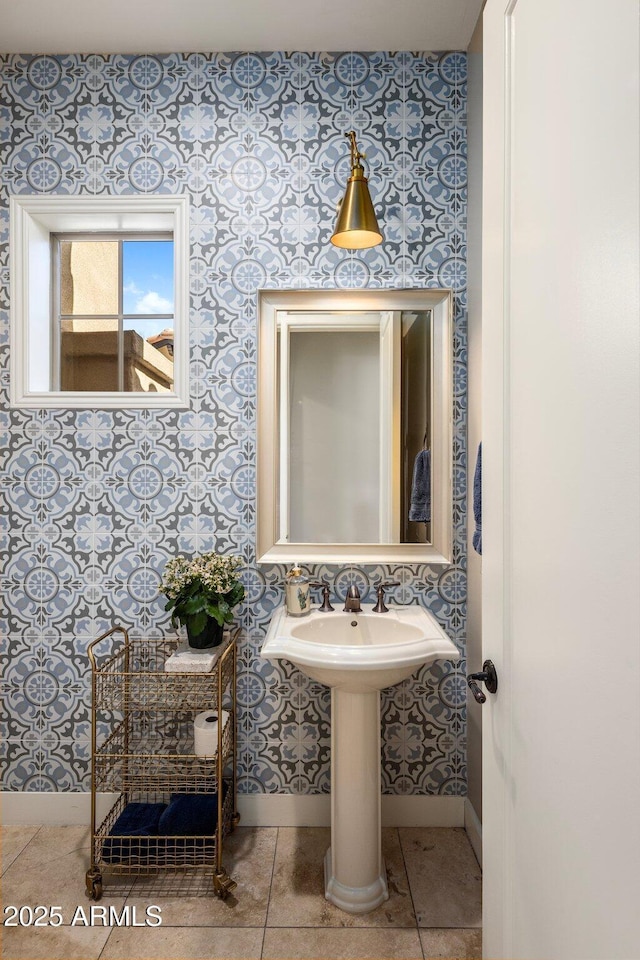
324,688,388,913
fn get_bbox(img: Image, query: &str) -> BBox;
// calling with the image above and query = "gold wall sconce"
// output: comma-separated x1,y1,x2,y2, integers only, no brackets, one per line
331,131,383,249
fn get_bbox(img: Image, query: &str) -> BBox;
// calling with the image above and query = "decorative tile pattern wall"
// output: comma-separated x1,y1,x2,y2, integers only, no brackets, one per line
0,52,467,796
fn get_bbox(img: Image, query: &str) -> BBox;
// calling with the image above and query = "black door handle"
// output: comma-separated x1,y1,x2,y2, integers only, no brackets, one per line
467,660,498,704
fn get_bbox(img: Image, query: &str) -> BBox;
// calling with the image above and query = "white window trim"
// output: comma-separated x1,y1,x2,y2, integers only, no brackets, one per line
9,194,190,409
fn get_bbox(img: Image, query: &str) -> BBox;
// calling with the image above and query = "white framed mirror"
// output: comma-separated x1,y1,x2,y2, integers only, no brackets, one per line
257,288,453,565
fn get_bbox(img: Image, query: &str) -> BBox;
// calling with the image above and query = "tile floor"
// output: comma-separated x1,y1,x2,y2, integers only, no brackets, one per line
0,825,481,959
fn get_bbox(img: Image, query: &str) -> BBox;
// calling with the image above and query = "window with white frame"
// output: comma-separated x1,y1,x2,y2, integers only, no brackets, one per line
10,195,189,408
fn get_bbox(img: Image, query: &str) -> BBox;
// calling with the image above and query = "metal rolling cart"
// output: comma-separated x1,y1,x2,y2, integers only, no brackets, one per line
85,625,239,901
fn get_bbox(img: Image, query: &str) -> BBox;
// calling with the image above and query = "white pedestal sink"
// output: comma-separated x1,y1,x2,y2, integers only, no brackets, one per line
262,603,460,914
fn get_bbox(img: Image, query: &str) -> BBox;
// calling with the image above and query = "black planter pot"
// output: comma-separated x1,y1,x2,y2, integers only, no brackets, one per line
186,617,224,650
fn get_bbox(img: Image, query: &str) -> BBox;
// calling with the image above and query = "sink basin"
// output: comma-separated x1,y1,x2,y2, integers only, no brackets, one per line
262,602,459,915
263,603,459,693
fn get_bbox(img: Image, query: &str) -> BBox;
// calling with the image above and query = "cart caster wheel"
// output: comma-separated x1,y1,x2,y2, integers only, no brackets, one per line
231,811,241,830
86,868,103,901
213,870,237,900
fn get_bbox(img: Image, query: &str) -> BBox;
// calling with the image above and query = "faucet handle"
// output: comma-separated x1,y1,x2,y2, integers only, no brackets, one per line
373,581,400,613
310,581,334,612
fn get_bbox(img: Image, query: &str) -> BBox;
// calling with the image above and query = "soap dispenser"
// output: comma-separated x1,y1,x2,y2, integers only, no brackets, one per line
285,564,311,617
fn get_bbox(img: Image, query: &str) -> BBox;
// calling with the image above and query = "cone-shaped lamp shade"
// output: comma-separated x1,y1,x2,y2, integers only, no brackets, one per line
331,167,383,249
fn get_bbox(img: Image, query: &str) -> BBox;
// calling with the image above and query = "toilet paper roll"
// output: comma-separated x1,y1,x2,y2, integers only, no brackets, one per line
193,709,230,757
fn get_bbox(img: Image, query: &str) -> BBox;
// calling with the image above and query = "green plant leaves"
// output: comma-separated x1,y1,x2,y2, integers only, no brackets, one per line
227,582,245,607
160,555,245,633
187,610,208,636
204,603,225,626
184,596,205,614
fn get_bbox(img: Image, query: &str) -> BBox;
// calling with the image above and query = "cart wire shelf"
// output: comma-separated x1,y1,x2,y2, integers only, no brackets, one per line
93,784,236,874
94,635,235,712
86,625,239,901
94,714,235,794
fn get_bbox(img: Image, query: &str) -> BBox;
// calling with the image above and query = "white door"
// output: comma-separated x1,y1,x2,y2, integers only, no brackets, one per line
482,1,640,958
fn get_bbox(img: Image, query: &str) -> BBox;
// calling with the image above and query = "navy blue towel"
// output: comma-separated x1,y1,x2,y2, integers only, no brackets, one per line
101,796,225,865
409,449,431,523
101,801,166,863
472,443,482,555
159,786,228,836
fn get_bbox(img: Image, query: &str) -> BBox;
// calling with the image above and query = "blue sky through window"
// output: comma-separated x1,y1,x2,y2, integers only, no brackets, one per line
122,240,174,315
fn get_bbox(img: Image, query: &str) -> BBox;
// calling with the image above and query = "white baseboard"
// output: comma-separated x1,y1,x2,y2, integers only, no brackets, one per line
1,791,464,828
0,792,120,826
384,795,463,828
464,797,482,865
239,794,464,827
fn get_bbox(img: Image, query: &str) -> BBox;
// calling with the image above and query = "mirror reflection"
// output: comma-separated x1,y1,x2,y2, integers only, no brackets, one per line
280,311,432,545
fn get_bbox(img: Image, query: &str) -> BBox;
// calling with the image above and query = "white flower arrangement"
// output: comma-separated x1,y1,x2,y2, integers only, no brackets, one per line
160,552,244,638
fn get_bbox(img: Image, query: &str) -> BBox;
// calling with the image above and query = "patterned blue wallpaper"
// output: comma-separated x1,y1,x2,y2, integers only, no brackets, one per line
0,52,467,796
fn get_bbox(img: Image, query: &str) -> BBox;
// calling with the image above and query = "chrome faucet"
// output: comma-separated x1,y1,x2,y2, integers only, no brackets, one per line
343,584,362,613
